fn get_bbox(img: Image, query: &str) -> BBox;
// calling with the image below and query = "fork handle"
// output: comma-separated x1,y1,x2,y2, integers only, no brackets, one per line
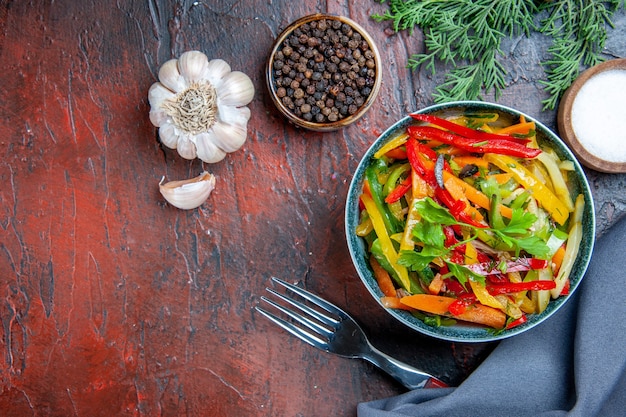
363,345,449,390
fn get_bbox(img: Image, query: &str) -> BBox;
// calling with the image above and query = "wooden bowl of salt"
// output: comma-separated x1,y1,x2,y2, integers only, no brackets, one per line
557,58,626,173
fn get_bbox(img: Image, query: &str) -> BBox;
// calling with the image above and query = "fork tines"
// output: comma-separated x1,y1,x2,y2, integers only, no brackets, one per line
255,277,342,350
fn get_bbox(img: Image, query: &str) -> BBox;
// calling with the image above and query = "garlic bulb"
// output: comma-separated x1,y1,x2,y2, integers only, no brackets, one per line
159,171,216,210
148,51,254,163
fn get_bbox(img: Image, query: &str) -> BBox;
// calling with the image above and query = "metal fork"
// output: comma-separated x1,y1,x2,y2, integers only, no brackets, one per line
255,277,448,390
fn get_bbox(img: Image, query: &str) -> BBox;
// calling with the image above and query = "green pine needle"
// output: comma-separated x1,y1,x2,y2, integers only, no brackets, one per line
373,0,624,110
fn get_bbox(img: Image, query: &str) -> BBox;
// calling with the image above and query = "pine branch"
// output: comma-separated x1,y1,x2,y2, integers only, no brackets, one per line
373,0,624,109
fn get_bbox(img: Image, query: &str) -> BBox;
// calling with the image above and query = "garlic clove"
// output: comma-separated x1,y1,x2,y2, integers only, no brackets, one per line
217,71,255,107
208,120,247,153
176,134,197,160
158,122,179,149
150,108,170,127
148,83,176,116
178,51,209,84
218,104,251,127
205,58,232,89
159,171,216,210
194,132,227,163
158,58,187,93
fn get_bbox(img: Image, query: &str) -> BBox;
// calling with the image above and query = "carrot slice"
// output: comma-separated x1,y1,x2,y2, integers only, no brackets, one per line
400,294,506,328
428,274,444,295
454,304,506,329
487,173,513,185
442,171,513,219
380,296,414,311
370,255,397,297
452,155,490,169
385,147,407,160
444,177,485,222
551,245,566,273
400,294,454,315
411,168,432,199
496,121,536,136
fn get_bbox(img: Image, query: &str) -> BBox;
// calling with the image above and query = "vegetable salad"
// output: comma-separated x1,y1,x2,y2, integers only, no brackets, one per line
356,112,584,330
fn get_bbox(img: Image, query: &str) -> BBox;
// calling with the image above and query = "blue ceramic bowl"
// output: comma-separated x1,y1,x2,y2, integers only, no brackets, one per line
345,101,596,342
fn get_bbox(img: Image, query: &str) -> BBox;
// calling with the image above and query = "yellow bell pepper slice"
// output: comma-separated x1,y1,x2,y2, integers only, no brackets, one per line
484,153,570,225
465,242,506,311
536,151,575,212
360,193,410,291
373,133,409,159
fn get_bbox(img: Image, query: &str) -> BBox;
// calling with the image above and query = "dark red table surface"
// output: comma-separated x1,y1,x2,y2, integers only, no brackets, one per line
1,2,625,416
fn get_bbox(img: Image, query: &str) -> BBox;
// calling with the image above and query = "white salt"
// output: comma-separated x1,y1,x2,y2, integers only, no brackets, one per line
570,69,626,163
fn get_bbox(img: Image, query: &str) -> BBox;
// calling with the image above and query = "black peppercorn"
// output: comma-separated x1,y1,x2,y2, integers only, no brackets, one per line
272,17,377,125
282,96,293,108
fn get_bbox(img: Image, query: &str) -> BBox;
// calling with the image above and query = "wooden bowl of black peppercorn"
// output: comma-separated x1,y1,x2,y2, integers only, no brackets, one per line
267,14,382,131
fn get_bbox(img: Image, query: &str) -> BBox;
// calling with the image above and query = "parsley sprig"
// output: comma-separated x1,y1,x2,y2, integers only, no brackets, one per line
373,0,624,109
398,197,549,286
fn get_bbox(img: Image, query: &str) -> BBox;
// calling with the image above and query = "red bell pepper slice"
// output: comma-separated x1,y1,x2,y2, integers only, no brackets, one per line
406,138,436,185
528,258,550,269
443,277,466,296
415,141,438,161
384,176,412,204
448,293,477,315
486,280,556,295
410,113,530,143
448,251,465,264
443,226,459,248
486,273,509,284
435,187,487,229
407,126,542,159
443,226,490,262
505,314,528,329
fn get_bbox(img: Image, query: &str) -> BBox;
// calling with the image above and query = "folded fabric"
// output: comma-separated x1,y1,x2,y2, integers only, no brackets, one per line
358,215,626,417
